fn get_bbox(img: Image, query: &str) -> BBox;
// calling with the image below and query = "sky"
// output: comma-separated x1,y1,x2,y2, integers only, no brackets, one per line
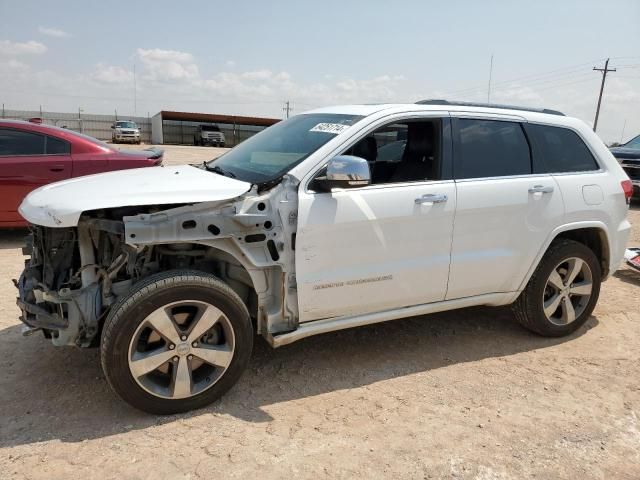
0,0,639,144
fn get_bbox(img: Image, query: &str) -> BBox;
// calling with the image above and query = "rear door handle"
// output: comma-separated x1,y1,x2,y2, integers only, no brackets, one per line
49,164,65,172
528,185,554,194
415,193,448,204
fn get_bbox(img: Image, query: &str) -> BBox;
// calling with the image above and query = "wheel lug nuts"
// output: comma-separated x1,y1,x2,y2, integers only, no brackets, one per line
181,335,187,341
169,344,175,350
173,356,179,362
192,342,197,347
188,355,193,360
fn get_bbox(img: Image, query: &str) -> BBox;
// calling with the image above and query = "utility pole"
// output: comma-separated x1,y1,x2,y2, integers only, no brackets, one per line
592,58,616,133
283,100,292,119
487,54,494,103
133,63,137,117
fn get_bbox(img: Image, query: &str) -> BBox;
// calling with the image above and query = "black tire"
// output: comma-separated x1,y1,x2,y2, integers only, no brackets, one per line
512,239,601,337
101,270,253,414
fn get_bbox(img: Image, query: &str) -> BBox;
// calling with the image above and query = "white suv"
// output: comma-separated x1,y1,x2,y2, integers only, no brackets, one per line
17,101,632,413
111,120,141,144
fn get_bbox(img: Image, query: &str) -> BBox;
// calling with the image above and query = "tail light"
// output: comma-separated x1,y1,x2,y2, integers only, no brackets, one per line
621,179,633,204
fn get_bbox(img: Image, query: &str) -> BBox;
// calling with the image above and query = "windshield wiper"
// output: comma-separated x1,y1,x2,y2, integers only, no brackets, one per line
205,163,236,178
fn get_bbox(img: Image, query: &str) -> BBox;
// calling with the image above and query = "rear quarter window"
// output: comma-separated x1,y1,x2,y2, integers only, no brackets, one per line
526,124,599,173
45,135,71,155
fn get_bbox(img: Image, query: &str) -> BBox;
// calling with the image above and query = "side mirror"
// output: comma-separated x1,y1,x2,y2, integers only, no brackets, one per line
313,155,371,192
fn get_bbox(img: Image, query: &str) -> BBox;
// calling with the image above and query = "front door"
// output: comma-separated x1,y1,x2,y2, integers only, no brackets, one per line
295,117,456,322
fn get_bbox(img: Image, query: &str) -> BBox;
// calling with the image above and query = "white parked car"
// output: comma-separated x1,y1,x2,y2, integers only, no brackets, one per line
17,100,632,414
111,120,141,144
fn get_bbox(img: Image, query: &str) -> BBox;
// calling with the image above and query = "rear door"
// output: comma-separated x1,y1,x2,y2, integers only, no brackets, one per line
0,128,72,225
446,116,565,299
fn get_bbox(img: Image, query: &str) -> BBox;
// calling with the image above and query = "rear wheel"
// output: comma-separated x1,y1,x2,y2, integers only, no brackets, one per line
101,270,253,414
513,239,601,337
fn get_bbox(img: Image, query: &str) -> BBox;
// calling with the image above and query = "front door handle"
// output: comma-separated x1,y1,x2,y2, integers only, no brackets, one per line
528,185,554,194
415,193,448,204
49,164,65,172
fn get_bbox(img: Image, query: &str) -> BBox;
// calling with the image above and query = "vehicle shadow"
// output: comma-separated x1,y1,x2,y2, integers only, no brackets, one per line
614,266,640,287
0,305,598,448
0,229,28,250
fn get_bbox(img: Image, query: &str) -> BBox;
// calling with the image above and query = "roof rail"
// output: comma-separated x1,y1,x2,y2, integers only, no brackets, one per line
415,99,565,116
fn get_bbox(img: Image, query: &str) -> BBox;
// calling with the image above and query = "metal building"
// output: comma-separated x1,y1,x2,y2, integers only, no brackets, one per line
151,111,280,147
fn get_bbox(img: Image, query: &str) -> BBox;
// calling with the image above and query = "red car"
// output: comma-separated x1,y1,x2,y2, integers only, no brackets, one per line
0,120,163,227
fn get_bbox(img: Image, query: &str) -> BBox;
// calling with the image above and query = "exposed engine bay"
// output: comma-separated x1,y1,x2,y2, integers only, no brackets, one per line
16,178,300,347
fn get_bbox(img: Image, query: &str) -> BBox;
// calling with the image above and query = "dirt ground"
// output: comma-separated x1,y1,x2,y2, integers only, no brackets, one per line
1,145,639,479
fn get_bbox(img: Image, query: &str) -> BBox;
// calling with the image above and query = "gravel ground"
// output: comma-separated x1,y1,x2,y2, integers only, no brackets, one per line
1,145,639,479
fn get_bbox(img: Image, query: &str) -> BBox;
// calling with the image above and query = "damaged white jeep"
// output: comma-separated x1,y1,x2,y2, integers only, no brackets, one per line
16,101,632,414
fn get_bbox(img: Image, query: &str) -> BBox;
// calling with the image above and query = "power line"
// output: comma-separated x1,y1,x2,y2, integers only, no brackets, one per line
593,58,616,132
440,58,606,98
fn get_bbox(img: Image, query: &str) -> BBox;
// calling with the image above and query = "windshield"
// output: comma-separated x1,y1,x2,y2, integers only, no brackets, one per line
116,121,137,129
207,113,363,184
625,135,640,149
201,125,220,132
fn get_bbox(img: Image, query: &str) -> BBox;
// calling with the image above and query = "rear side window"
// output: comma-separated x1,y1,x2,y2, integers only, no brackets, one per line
46,135,71,155
526,124,599,173
455,119,531,179
0,128,45,156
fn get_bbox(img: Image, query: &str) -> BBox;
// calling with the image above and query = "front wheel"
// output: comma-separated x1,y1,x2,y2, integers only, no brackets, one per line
513,239,601,337
101,270,253,414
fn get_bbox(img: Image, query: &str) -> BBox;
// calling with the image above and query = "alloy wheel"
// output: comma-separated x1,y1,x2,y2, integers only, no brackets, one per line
542,257,593,326
127,300,235,400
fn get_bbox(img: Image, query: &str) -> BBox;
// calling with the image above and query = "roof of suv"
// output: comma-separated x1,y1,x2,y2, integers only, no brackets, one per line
305,102,577,127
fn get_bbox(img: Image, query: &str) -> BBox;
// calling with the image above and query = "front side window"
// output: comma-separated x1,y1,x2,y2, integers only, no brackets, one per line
527,124,599,173
455,119,531,179
208,113,363,184
0,128,45,156
340,119,441,184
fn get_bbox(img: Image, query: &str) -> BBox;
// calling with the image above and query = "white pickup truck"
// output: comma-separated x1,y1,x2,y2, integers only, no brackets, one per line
16,101,632,413
194,124,225,147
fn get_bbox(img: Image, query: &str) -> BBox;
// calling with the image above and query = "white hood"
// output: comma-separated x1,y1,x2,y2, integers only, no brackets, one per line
19,165,251,228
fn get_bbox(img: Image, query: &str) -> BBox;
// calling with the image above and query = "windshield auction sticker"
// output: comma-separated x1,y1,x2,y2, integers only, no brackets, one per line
310,123,352,134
